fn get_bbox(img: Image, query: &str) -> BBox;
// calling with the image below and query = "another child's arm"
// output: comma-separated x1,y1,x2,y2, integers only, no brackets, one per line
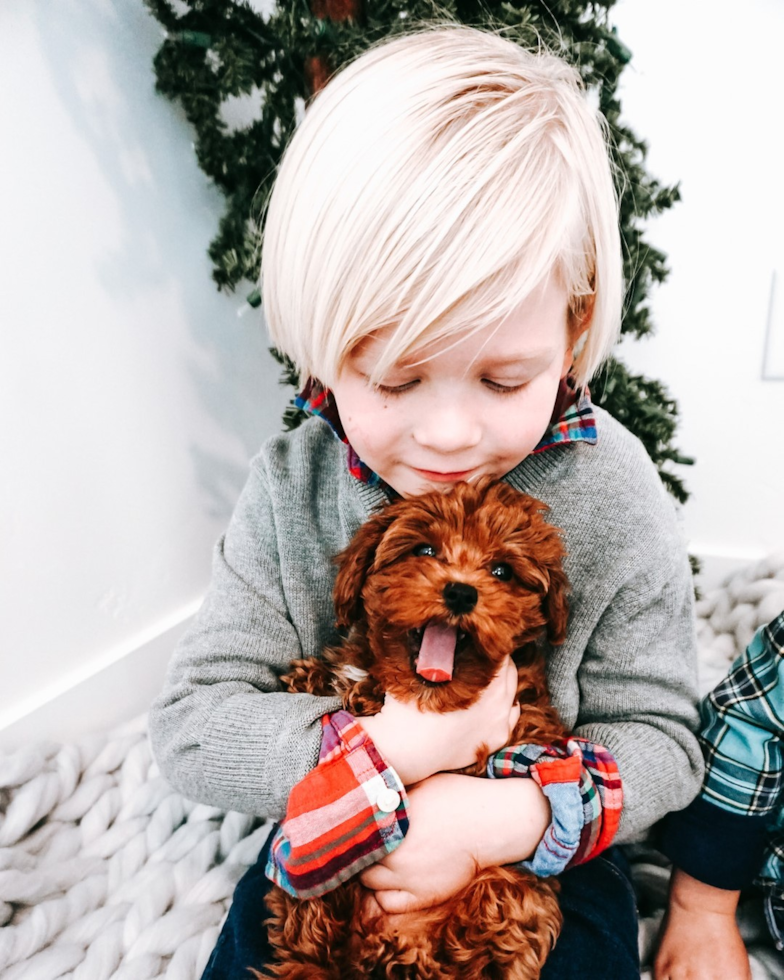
655,612,784,979
654,869,750,980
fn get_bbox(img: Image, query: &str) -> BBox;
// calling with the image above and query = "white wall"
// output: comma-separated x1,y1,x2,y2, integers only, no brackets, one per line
0,0,290,749
612,0,784,564
2,0,782,750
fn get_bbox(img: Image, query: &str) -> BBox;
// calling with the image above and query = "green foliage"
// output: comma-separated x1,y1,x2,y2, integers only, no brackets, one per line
594,357,693,503
144,0,692,498
270,347,310,430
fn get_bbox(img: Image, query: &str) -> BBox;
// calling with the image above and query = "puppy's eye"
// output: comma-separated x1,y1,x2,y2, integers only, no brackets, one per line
413,543,437,558
490,562,513,581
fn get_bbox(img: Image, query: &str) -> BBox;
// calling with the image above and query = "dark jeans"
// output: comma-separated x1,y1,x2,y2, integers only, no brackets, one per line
202,831,639,979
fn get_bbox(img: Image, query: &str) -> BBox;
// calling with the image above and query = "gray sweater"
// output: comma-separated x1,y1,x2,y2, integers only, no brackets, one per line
149,407,703,842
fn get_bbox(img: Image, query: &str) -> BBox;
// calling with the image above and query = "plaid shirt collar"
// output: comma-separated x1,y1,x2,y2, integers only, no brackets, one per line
294,376,597,487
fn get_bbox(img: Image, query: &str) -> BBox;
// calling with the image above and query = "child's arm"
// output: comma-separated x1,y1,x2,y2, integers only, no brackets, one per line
655,612,784,977
358,773,552,911
522,414,709,843
359,735,621,911
264,661,528,898
564,547,703,844
654,869,750,980
148,455,341,819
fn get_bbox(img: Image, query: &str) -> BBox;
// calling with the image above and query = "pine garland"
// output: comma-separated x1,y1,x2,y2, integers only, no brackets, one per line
144,0,692,500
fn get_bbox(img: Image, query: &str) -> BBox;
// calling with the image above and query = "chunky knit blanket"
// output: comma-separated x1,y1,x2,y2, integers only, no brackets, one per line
2,554,784,980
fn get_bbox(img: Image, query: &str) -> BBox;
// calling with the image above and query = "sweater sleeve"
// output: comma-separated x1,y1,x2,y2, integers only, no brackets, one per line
661,613,784,889
510,411,705,843
147,453,343,819
567,533,704,843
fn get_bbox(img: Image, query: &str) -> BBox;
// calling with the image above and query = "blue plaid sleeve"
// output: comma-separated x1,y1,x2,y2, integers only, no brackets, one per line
660,611,784,890
699,611,784,816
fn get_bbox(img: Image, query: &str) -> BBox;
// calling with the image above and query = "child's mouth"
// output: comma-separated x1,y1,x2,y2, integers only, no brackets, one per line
414,467,477,483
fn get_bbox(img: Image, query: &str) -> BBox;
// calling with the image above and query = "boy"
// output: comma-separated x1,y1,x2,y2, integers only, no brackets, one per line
149,27,704,977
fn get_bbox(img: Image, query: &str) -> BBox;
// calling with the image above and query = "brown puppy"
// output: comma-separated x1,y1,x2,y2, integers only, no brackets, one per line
261,480,570,979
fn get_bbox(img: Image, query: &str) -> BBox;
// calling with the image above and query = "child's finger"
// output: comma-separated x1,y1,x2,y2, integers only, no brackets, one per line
501,656,521,699
372,888,419,914
358,863,398,891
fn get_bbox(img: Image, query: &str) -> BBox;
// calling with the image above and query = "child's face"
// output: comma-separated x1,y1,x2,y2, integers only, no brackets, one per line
330,278,576,498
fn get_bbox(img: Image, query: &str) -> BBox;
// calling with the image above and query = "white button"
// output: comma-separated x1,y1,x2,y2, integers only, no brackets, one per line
376,788,401,812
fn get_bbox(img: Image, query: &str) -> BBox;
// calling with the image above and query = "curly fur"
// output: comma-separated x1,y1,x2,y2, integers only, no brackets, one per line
258,480,570,979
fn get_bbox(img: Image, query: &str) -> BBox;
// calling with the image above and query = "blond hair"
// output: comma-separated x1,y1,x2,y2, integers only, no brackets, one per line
262,25,622,388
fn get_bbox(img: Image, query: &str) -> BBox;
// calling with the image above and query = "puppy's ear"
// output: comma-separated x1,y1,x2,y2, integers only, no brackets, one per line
542,560,570,645
514,493,569,645
333,505,399,626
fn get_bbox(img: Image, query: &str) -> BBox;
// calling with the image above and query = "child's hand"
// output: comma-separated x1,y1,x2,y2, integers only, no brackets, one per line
654,870,751,980
359,772,549,913
360,774,479,912
358,656,521,786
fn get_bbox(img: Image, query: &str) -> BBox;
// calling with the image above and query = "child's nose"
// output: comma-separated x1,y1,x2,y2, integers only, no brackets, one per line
412,404,482,453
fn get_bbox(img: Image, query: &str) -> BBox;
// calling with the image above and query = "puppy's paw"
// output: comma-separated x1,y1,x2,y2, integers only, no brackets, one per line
282,658,337,697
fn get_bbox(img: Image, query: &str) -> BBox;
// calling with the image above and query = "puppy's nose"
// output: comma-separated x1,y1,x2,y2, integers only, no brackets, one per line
443,581,478,615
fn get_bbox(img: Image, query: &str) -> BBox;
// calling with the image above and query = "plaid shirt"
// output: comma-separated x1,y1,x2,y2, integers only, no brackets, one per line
266,382,622,899
662,612,784,949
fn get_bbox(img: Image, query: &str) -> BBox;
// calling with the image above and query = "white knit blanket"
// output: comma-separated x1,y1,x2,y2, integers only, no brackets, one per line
2,555,784,980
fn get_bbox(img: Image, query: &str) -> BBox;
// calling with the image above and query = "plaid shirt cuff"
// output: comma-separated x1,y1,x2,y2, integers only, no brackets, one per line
487,738,623,876
266,711,408,898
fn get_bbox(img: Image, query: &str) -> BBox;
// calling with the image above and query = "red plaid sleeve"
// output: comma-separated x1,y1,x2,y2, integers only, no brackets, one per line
266,711,409,897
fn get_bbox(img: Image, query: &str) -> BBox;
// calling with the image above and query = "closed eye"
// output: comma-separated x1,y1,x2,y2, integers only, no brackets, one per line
482,379,528,394
375,380,420,396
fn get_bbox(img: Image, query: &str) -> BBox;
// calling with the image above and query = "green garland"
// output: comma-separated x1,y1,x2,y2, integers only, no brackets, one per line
145,0,692,502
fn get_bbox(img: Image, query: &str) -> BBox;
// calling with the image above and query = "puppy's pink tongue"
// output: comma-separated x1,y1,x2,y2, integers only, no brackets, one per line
416,623,457,683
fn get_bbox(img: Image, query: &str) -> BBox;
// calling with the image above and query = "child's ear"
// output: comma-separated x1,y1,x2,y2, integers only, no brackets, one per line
333,506,400,626
562,295,594,377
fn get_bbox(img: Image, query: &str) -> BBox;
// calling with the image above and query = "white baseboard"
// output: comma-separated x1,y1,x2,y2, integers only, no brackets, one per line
0,602,201,754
